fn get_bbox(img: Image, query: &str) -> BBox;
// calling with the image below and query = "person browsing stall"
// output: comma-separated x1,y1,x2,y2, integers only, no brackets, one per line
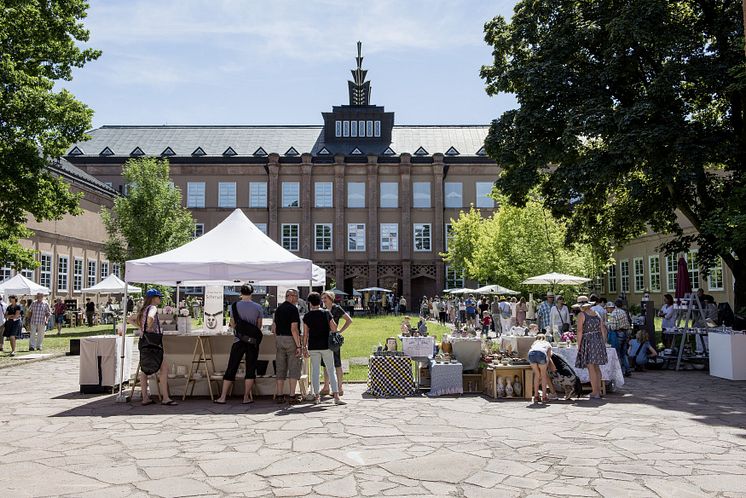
272,288,303,404
528,334,558,403
303,292,345,405
215,285,263,405
537,292,555,334
2,295,22,356
575,299,608,400
320,290,353,397
549,295,571,342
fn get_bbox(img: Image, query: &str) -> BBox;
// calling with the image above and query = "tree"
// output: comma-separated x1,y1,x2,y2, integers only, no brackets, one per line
480,0,746,307
443,195,606,295
102,158,195,269
0,0,100,270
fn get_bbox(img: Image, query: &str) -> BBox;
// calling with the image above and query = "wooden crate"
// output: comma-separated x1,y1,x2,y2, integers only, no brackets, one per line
482,365,533,400
462,373,482,393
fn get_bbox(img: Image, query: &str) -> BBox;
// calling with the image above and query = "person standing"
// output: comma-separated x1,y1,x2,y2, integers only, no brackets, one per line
575,300,608,400
537,292,555,334
0,293,6,351
303,292,344,405
272,288,303,404
516,297,528,327
398,295,407,314
591,295,607,322
490,298,500,333
478,297,490,321
549,296,571,342
608,298,632,376
321,290,353,396
53,298,66,335
458,298,467,326
28,293,51,351
215,285,263,405
498,296,512,335
1,295,21,356
85,298,95,327
465,294,477,326
528,334,558,403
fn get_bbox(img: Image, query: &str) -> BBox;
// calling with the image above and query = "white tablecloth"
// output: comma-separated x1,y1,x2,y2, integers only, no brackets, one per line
79,335,134,387
449,338,482,371
553,346,624,387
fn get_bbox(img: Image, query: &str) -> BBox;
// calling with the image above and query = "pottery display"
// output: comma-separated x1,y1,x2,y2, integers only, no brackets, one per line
513,375,522,397
497,376,506,397
505,380,514,397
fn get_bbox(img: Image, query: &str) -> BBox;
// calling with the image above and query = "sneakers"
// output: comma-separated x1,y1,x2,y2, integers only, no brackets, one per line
29,347,35,351
333,398,346,406
313,396,321,405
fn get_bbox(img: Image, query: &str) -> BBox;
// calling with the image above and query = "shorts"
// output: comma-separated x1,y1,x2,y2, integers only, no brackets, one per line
55,314,65,324
2,320,20,338
322,348,342,369
528,350,547,365
275,335,302,380
466,312,477,320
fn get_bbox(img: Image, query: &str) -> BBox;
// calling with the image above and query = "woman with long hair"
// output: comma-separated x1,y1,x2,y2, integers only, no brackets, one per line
320,290,352,397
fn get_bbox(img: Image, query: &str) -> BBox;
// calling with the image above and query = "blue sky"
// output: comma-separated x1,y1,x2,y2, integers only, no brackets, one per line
64,0,518,127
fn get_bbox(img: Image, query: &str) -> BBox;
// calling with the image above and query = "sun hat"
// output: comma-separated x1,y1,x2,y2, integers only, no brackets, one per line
146,288,163,298
605,302,616,309
546,292,555,298
577,300,595,308
577,295,589,303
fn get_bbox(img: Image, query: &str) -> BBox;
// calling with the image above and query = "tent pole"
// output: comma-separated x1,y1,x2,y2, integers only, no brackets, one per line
115,284,129,403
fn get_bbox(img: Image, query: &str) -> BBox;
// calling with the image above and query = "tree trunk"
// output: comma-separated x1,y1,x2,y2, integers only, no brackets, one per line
733,266,746,315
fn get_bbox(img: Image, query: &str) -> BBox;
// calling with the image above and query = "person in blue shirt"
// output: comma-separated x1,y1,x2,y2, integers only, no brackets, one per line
628,330,657,371
465,295,477,326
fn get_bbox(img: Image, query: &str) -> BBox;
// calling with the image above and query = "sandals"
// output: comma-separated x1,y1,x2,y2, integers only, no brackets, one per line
242,396,254,404
213,399,227,405
161,400,178,406
141,399,156,406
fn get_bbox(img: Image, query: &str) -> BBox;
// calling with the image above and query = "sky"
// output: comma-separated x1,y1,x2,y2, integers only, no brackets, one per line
62,0,518,128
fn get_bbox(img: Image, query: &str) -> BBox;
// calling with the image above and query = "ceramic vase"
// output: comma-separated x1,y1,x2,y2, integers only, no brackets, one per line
497,377,506,397
506,381,514,397
513,376,522,397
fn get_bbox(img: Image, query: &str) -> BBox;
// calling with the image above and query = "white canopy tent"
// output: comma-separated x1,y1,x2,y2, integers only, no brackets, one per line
522,272,591,286
116,209,314,401
253,264,326,288
0,274,50,295
474,284,520,296
82,274,142,294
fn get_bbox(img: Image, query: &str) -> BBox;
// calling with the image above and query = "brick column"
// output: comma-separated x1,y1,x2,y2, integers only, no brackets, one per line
300,154,313,259
433,154,445,292
334,156,346,287
268,154,280,241
400,154,412,306
367,156,379,286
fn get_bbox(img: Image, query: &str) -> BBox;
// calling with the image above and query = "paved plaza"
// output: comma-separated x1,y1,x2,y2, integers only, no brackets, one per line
0,356,745,497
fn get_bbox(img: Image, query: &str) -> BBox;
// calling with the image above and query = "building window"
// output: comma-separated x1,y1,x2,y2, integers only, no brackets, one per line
21,268,33,280
686,250,699,289
380,224,399,252
633,257,644,293
358,120,365,137
256,223,267,234
112,263,121,278
446,266,465,289
73,258,83,292
347,223,366,251
350,120,358,137
335,121,342,137
343,120,350,137
315,182,333,208
665,254,677,292
608,264,617,293
282,182,300,208
413,182,431,208
87,260,97,288
444,182,463,208
218,182,236,208
281,224,299,252
366,120,373,137
414,223,432,252
186,182,205,208
445,224,454,251
374,121,381,137
380,182,398,208
100,261,109,279
475,182,495,208
315,224,333,252
347,182,365,208
708,258,724,291
1,266,12,281
57,256,68,293
620,260,629,293
39,254,52,289
649,255,661,293
193,224,204,238
249,182,267,208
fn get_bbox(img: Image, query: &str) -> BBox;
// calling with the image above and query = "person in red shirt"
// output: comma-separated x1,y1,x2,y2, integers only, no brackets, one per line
53,298,66,335
481,311,492,335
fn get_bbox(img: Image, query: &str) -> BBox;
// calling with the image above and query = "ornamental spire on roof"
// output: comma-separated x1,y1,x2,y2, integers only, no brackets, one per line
348,41,371,106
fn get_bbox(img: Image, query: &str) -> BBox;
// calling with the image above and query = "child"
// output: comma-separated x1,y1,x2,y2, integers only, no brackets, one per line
481,311,492,335
628,330,657,371
528,334,558,403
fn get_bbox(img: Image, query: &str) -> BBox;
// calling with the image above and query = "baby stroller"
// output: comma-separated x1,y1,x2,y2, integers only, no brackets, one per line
549,354,583,400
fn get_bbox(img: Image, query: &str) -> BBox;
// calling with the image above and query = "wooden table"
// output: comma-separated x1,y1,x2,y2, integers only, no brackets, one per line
482,364,533,400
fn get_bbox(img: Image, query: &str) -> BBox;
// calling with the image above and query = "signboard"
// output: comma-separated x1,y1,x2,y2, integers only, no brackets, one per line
203,285,224,332
400,336,435,358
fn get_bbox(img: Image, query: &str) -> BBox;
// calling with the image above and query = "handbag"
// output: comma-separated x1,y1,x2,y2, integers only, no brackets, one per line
232,302,263,347
329,332,344,352
139,307,164,375
558,308,570,332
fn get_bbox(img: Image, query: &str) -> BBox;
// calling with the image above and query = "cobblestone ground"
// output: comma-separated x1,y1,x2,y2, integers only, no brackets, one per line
0,356,745,497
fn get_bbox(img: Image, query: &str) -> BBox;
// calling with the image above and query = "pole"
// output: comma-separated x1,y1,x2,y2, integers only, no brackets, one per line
115,284,129,403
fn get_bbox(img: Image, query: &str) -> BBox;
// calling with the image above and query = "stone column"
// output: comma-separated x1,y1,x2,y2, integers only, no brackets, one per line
367,156,379,287
400,154,412,306
433,154,445,292
334,156,346,287
268,153,280,241
300,154,313,259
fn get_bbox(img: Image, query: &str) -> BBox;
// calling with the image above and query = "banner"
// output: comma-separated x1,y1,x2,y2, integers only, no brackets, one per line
203,285,224,332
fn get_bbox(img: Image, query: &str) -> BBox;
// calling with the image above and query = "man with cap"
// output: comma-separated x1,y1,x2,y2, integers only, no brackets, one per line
537,292,555,334
606,299,632,376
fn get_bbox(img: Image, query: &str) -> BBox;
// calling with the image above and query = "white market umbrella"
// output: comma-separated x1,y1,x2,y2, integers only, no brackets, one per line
329,288,348,296
474,284,520,295
357,287,392,293
522,272,591,286
448,288,477,295
0,274,50,295
82,274,142,294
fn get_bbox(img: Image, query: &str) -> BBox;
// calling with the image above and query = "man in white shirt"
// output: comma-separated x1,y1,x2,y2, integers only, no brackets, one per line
498,296,512,336
590,294,607,322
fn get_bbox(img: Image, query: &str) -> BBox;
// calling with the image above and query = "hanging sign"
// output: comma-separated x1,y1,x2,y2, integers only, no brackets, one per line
203,285,224,332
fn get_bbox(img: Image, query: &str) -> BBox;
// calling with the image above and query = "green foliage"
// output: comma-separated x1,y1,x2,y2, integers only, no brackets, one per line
0,0,100,270
102,158,195,271
443,195,609,294
480,0,746,300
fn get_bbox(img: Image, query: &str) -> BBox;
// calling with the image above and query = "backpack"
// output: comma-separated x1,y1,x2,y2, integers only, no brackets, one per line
232,302,263,347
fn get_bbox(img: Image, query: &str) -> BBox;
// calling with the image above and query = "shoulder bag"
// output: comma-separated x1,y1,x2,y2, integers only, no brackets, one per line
327,309,344,352
139,306,164,375
232,302,263,347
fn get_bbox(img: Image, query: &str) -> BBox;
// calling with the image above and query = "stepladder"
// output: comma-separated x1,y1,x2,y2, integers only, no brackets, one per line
183,336,220,400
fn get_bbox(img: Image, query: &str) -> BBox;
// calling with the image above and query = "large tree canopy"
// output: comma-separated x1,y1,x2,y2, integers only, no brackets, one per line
481,0,746,305
0,0,100,270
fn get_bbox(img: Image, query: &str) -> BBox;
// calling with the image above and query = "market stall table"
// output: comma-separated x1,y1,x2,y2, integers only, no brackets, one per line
553,346,624,388
428,359,463,396
365,355,416,397
708,329,746,380
79,335,134,393
482,364,533,400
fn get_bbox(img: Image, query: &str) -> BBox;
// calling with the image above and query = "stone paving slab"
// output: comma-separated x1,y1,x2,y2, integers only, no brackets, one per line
0,355,745,497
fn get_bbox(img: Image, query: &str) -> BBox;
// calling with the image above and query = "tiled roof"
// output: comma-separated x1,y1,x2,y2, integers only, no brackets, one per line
50,158,118,196
67,125,491,158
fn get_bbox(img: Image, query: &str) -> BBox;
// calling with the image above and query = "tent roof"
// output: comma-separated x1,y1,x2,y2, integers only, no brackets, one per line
125,209,313,284
82,274,142,293
0,274,50,295
253,264,326,287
